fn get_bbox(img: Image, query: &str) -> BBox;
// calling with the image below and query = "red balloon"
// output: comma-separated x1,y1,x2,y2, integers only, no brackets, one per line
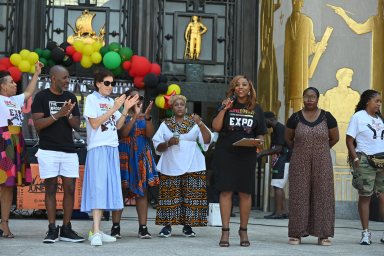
0,64,7,71
72,51,82,62
133,76,145,89
131,56,151,77
149,63,161,76
8,66,22,82
129,69,136,78
122,61,131,71
65,45,76,56
0,57,11,69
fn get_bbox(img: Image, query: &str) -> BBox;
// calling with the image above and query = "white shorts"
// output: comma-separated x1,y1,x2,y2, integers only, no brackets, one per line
36,149,79,179
271,163,289,189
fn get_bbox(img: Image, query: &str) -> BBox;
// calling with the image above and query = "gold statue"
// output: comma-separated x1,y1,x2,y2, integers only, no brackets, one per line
329,1,384,100
319,68,360,165
258,0,281,116
184,16,207,60
67,10,105,45
284,0,329,119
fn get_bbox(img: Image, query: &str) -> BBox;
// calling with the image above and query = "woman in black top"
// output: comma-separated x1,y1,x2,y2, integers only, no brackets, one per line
212,75,267,247
285,87,339,246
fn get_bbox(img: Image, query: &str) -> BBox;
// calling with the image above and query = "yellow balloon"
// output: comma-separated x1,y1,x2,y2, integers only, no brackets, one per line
29,64,35,74
18,60,31,72
19,49,30,59
73,40,84,52
10,53,22,66
92,41,103,52
28,52,39,65
155,95,165,109
91,52,102,64
80,55,92,68
167,84,181,95
82,44,94,56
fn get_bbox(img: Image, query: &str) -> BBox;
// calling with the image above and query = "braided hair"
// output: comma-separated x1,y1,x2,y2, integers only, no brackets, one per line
355,89,382,118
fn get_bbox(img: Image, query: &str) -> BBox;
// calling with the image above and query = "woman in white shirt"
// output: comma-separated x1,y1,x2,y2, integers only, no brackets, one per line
346,89,384,245
0,63,42,237
80,68,139,246
152,95,212,238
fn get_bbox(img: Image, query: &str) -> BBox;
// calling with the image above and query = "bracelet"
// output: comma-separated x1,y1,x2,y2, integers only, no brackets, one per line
197,121,203,127
353,157,359,162
51,114,57,121
122,112,128,117
145,115,152,121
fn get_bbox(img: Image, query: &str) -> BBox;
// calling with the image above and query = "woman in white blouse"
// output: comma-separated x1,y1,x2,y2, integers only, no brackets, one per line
152,94,212,238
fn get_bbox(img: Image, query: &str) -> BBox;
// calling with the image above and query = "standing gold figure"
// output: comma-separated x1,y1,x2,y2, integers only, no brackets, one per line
184,16,208,60
284,0,327,119
330,1,384,96
258,0,281,115
319,68,360,165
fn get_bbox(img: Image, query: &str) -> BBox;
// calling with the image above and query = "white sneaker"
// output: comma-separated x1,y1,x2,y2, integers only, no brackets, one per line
90,232,102,246
100,231,117,242
88,231,117,243
360,230,371,245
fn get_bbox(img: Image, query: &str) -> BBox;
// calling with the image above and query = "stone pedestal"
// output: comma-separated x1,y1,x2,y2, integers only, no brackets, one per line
185,63,204,82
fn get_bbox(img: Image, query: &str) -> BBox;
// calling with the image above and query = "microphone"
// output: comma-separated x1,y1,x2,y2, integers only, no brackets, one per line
218,94,237,111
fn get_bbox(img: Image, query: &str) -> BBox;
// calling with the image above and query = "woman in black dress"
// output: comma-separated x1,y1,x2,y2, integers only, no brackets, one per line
212,75,267,247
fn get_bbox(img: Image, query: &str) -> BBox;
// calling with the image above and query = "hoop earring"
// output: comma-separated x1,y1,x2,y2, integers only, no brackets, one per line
248,91,251,96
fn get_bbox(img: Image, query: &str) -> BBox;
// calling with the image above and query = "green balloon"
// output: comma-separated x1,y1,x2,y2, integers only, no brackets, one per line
102,51,121,70
47,59,55,67
112,66,122,77
39,57,48,66
119,47,133,61
42,49,51,59
35,48,44,57
109,42,121,52
165,109,173,117
100,46,109,56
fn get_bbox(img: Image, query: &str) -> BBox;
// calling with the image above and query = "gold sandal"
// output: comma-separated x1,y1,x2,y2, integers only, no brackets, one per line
288,237,301,245
318,238,331,246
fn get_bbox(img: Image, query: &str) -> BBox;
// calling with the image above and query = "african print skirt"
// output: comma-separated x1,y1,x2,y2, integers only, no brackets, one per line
0,126,32,186
155,171,208,227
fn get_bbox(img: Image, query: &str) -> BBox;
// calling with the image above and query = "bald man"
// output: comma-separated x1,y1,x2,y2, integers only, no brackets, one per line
32,65,84,243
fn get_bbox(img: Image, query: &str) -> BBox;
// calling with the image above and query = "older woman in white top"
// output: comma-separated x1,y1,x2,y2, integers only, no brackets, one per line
152,94,213,238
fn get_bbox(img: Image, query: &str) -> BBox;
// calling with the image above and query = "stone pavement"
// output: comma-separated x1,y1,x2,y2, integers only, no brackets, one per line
1,207,383,256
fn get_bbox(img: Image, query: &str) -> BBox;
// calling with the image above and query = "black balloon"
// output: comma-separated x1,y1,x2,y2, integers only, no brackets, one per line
144,73,159,89
60,42,70,50
146,87,158,100
46,41,58,50
62,55,73,67
51,47,65,63
157,83,168,94
158,74,168,84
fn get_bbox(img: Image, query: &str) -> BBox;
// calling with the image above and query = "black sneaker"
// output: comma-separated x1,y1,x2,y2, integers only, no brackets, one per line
43,224,59,243
59,222,85,243
111,224,121,239
182,225,196,237
138,225,152,239
158,225,172,238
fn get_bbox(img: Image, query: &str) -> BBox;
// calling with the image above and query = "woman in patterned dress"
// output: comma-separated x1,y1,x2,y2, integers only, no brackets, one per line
152,95,213,238
285,87,339,246
110,88,159,239
0,62,42,237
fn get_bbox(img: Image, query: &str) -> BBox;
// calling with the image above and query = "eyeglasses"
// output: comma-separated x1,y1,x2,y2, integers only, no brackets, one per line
303,95,318,101
103,81,116,87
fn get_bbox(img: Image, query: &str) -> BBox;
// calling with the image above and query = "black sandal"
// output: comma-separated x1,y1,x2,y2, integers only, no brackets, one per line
239,227,250,247
219,228,230,247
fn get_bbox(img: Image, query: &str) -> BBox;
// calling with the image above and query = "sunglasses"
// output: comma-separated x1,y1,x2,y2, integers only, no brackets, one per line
103,80,116,87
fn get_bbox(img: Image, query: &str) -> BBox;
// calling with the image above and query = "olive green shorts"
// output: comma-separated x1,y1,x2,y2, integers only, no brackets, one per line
352,154,384,196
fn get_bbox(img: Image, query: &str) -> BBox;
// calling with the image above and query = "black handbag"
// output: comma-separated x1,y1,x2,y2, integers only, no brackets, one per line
366,152,384,168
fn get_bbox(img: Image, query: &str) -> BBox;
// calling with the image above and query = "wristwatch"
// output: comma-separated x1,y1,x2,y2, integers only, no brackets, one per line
145,115,152,121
